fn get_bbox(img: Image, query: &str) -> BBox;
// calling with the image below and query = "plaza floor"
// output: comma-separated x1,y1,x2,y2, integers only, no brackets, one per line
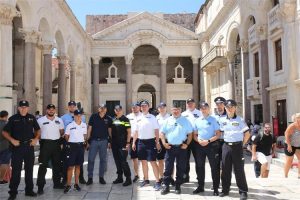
0,150,299,200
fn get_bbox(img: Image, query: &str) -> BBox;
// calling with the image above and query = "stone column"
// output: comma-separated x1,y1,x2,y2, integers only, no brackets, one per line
159,56,168,103
92,57,100,112
69,61,76,101
226,51,235,99
57,55,67,116
41,42,53,114
125,56,133,114
0,4,18,115
20,28,40,113
240,39,251,121
192,57,200,103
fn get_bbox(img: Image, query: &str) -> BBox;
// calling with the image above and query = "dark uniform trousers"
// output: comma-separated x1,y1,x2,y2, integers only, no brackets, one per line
163,146,187,186
185,140,197,179
221,143,248,193
195,141,220,190
217,139,224,169
111,145,131,179
9,144,34,195
37,139,61,187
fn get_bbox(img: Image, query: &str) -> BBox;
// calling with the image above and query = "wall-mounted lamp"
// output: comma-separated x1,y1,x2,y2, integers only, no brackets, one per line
256,80,260,95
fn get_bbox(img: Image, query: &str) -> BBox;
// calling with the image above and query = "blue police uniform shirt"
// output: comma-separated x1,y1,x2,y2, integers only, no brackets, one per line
219,115,249,142
194,115,220,140
212,110,227,139
160,115,193,145
61,113,86,130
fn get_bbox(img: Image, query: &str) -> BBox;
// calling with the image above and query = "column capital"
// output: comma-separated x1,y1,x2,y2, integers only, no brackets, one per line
40,41,54,54
92,56,101,64
239,39,249,53
19,28,40,43
278,0,297,23
0,4,21,25
57,55,68,65
225,51,235,63
191,56,200,64
159,56,168,64
125,55,134,65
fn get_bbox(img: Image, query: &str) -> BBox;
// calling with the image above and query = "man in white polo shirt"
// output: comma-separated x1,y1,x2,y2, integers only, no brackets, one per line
132,100,161,190
36,104,65,194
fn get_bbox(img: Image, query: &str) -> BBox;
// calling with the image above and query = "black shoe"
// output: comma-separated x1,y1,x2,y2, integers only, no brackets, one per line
160,185,170,195
99,177,106,185
175,185,181,194
193,187,204,194
219,192,229,197
213,190,219,196
86,178,93,185
53,184,65,189
64,185,71,194
7,195,16,200
74,184,81,191
183,176,189,183
240,192,247,200
79,177,86,184
25,191,37,197
113,177,123,184
37,187,44,195
132,175,139,183
123,178,132,186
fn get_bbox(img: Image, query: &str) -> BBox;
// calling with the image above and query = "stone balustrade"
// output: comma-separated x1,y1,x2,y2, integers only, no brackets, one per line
200,45,226,68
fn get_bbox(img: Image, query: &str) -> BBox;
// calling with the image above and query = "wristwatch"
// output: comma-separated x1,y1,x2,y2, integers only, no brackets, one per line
208,139,211,143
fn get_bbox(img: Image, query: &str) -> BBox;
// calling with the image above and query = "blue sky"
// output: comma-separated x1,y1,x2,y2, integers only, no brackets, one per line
66,0,205,29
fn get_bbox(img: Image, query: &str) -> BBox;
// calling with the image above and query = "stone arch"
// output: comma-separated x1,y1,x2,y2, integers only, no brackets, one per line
226,22,240,51
55,30,65,55
16,0,32,28
38,17,52,42
240,15,257,39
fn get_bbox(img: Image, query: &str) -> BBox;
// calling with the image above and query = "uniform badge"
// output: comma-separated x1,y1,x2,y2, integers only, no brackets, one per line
232,122,239,126
55,120,60,124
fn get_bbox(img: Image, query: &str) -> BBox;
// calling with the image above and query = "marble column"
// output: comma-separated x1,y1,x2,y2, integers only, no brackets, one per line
0,4,18,115
57,55,67,116
159,56,168,104
70,61,76,101
226,51,235,99
92,57,100,112
192,57,200,103
41,42,53,114
125,56,133,114
240,39,251,121
20,28,40,113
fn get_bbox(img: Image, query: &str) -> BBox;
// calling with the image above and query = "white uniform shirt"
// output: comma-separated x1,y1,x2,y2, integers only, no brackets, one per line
182,109,202,129
38,116,64,140
126,112,142,137
65,121,87,143
156,113,170,129
134,113,159,140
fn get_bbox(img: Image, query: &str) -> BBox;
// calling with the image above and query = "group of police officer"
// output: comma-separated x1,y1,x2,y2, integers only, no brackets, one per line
1,96,251,200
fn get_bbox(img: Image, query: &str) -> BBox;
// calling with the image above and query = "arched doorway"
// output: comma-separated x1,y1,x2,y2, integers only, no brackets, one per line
137,84,156,109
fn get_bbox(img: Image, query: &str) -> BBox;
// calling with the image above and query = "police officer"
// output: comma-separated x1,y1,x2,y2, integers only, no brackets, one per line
111,105,132,186
64,109,87,193
126,102,142,182
160,103,193,195
156,102,170,183
86,104,112,185
219,99,250,200
193,102,221,196
182,98,202,183
2,100,41,200
36,104,65,194
61,101,86,184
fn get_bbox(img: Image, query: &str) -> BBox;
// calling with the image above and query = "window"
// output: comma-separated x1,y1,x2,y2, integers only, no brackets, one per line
173,100,186,111
254,52,259,77
275,39,282,71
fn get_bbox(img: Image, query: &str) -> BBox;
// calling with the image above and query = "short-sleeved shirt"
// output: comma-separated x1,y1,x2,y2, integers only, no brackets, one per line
0,120,9,152
134,113,159,140
194,115,220,140
212,110,227,139
160,115,193,145
88,113,112,141
65,121,87,143
182,109,202,129
126,112,142,137
38,116,64,140
219,115,249,142
3,113,40,141
253,133,276,156
111,115,131,147
61,113,86,130
156,113,170,129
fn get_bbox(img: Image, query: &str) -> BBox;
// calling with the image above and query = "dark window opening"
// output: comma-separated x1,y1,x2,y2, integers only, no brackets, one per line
254,52,259,77
275,39,282,71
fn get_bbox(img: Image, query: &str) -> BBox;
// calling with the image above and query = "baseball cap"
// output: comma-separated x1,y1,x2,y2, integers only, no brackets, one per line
140,100,149,106
214,97,226,104
225,99,237,107
131,102,140,107
74,109,82,115
114,105,122,110
46,104,56,109
158,102,167,108
68,101,76,106
99,104,106,108
187,98,195,103
19,100,29,107
199,102,209,109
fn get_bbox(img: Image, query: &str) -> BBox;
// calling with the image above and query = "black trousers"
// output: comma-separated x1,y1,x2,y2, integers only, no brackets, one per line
37,140,61,188
111,145,131,179
195,142,220,191
221,143,248,193
184,140,197,179
163,146,187,186
9,145,34,195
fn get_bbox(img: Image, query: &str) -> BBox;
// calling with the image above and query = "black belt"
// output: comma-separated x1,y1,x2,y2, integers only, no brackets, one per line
92,138,107,141
68,142,84,146
224,141,242,146
170,144,182,147
41,139,60,142
19,140,32,145
139,138,155,141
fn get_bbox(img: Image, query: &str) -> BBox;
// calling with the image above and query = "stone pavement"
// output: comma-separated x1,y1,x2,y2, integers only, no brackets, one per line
0,150,299,200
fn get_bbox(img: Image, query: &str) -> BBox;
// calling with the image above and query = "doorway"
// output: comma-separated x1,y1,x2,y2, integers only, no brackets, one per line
137,84,156,109
277,99,287,136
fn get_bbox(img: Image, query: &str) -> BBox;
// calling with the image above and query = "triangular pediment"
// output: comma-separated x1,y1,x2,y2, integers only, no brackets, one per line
92,12,199,41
